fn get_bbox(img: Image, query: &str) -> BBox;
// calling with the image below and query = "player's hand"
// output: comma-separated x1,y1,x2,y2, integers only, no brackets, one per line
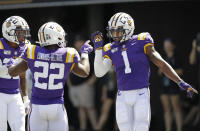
6,58,15,68
91,31,104,50
23,96,30,115
81,40,93,54
178,80,198,98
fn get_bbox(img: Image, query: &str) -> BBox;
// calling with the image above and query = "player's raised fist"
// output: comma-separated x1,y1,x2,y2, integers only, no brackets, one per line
91,31,104,50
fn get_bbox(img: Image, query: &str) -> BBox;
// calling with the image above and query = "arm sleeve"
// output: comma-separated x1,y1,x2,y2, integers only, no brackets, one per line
94,49,112,77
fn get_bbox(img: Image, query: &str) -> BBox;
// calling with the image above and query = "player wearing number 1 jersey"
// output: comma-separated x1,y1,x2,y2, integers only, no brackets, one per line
91,12,198,131
8,22,93,131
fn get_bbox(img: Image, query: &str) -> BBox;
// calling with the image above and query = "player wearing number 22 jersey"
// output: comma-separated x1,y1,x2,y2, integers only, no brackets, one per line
8,22,93,131
20,44,79,105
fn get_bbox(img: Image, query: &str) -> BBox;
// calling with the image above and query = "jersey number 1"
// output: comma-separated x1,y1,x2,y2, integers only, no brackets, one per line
121,50,131,74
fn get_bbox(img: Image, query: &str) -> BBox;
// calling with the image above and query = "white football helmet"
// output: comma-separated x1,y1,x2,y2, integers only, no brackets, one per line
2,16,30,44
107,12,135,43
38,22,66,47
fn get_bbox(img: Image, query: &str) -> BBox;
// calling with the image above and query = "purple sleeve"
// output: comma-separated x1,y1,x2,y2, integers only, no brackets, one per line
144,32,154,45
19,44,36,62
74,49,80,63
65,48,80,63
138,32,154,54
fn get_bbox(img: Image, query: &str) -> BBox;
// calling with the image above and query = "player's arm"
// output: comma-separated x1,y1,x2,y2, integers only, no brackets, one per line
8,58,29,77
94,49,112,77
19,71,30,114
72,54,90,77
72,40,93,78
147,46,181,83
19,72,28,97
91,31,112,77
146,45,198,96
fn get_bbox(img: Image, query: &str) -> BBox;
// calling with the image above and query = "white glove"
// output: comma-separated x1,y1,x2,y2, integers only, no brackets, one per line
23,96,30,115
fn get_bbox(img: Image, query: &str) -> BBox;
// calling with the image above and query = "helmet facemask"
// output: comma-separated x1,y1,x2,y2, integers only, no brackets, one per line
108,27,125,41
12,26,30,44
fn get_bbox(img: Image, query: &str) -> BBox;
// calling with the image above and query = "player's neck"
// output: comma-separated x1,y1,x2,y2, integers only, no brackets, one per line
45,45,59,50
7,41,19,49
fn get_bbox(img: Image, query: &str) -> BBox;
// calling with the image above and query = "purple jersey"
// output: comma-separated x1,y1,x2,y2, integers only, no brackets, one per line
21,45,80,105
0,38,28,94
103,32,154,91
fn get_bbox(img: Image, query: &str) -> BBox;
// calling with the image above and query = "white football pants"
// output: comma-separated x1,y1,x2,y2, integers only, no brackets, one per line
0,92,25,131
28,104,68,131
116,88,151,131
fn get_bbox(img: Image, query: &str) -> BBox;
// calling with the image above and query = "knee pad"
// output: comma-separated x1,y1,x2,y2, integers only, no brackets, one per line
135,107,149,121
134,106,150,131
116,108,129,124
116,105,129,124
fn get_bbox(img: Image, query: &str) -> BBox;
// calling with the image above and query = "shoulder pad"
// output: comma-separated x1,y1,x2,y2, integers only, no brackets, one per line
103,43,112,52
27,45,36,59
0,39,4,50
66,47,78,63
137,32,150,40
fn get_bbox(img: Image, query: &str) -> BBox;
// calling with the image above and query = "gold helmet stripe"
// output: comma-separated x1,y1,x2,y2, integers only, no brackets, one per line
39,29,43,43
111,13,118,27
114,13,122,26
42,24,48,42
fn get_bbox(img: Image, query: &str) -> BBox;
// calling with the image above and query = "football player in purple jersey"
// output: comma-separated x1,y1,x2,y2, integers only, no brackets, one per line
0,16,30,131
91,12,198,131
8,22,93,131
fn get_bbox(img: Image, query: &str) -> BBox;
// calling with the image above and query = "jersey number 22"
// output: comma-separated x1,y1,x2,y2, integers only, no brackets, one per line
34,61,64,90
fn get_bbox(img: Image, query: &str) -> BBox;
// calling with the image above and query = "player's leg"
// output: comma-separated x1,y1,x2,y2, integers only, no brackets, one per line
116,91,134,131
170,95,182,131
48,104,69,131
7,93,25,131
0,93,8,131
28,104,48,131
133,88,151,131
160,94,172,131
